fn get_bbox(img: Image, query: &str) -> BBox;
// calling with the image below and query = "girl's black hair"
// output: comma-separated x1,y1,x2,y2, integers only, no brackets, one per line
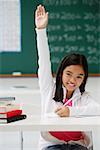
53,53,88,103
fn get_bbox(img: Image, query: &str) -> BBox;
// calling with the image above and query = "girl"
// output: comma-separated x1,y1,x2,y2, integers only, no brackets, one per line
35,5,100,150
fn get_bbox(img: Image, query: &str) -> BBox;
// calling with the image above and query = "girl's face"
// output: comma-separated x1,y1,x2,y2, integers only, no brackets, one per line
62,65,85,95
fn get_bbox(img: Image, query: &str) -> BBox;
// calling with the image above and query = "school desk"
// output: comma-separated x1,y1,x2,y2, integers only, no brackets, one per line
0,112,100,150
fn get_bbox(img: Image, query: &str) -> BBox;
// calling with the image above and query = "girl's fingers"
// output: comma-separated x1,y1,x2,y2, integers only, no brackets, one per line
35,5,47,20
35,5,40,17
35,9,38,18
56,110,64,117
38,5,44,16
37,5,46,16
42,6,45,15
38,5,42,15
55,107,62,113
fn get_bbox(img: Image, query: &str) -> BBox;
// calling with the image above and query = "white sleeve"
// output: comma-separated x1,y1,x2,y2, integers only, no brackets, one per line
69,95,100,117
36,28,54,97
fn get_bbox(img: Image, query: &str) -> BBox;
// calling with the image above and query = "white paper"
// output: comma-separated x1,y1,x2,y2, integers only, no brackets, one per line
45,112,59,118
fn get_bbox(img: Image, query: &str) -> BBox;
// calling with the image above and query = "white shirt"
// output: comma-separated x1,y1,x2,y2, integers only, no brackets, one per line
36,28,100,150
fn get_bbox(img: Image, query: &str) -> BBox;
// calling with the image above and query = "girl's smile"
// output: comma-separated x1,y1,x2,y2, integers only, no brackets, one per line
67,82,76,88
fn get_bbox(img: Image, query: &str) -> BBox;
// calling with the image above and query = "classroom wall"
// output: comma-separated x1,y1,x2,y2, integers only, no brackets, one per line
86,77,100,104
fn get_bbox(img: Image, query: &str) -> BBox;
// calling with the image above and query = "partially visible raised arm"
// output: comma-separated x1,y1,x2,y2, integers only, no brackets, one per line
35,5,54,97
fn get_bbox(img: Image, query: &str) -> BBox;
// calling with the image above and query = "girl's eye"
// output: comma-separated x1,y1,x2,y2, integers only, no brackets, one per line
66,73,71,76
77,76,82,79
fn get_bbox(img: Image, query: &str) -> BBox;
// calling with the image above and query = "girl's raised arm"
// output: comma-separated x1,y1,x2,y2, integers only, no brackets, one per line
35,5,54,113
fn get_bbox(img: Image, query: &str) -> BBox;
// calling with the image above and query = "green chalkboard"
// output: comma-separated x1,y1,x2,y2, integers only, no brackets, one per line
0,0,100,76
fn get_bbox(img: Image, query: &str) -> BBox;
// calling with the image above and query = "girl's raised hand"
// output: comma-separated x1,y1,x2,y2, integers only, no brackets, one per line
35,5,48,29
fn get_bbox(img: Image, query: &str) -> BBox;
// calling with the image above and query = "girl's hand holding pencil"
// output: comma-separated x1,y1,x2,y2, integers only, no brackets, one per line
55,99,72,117
55,106,70,117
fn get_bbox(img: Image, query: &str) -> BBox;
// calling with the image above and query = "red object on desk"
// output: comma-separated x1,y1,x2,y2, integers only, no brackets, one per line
0,110,22,118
